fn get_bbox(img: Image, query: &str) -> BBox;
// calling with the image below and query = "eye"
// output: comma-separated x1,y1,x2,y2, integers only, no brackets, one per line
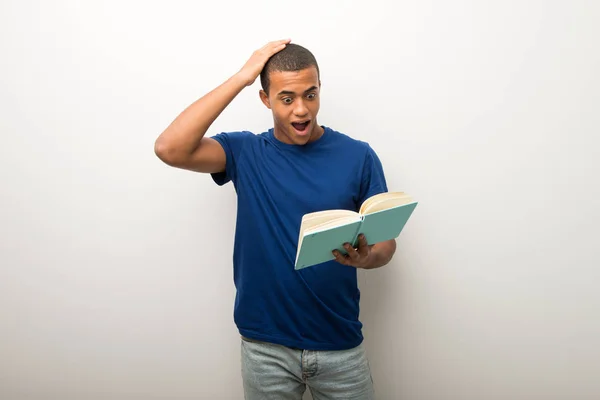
306,93,316,100
282,97,293,104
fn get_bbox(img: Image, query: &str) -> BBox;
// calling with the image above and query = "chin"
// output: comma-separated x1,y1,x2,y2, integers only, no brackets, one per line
291,121,316,141
289,129,313,145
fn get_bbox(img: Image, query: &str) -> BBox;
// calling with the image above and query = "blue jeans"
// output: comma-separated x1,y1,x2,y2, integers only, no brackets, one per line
241,337,376,400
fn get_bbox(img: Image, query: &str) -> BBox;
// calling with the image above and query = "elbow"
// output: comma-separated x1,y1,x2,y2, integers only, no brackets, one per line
154,138,171,163
154,137,182,166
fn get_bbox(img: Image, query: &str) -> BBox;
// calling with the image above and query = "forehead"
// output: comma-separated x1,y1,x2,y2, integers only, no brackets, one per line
268,66,320,95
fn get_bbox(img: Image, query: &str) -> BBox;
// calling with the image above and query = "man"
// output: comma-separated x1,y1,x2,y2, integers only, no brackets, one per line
154,39,396,399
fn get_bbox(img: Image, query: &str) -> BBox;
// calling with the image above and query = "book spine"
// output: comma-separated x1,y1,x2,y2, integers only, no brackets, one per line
351,216,365,247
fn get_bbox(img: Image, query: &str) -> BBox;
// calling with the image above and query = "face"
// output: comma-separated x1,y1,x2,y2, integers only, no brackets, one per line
259,66,324,145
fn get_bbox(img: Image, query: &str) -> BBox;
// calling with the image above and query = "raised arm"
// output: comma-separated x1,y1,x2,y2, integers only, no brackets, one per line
154,39,291,173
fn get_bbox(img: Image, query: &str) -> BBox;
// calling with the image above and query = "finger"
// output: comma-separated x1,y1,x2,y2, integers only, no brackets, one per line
262,38,290,51
332,250,350,265
357,234,370,256
274,38,291,45
268,41,289,55
344,243,360,261
255,43,286,62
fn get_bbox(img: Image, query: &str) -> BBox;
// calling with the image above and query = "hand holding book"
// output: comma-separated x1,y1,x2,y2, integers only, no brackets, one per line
331,233,372,268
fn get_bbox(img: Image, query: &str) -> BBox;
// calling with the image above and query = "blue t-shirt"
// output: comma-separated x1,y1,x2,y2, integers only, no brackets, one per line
211,125,387,350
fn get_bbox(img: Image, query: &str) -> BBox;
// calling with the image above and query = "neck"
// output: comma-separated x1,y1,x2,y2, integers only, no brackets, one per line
306,124,325,143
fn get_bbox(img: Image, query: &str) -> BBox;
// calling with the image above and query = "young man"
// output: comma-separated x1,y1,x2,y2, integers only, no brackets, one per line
155,39,396,400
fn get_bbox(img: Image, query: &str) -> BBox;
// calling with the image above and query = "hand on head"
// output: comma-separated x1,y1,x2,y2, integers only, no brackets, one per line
237,39,292,87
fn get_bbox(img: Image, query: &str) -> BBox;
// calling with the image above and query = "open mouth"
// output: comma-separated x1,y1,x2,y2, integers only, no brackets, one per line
291,120,311,134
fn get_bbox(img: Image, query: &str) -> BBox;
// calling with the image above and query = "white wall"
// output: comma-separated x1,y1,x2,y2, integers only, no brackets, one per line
1,0,598,399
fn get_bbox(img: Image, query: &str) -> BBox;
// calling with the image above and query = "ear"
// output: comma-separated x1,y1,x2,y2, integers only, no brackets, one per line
259,90,271,109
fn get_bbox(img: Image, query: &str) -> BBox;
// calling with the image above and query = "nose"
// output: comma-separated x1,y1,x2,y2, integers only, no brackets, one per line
293,99,309,117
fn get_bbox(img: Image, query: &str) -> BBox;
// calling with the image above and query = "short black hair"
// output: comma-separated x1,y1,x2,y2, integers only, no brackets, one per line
260,43,320,95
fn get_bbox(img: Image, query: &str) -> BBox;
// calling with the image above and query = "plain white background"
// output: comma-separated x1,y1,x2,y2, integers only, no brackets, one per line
1,0,599,399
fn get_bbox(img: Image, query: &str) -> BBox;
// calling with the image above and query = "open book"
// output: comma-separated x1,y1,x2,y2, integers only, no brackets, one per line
294,192,418,269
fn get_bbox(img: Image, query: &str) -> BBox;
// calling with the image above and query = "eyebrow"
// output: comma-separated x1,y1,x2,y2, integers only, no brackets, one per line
277,86,318,96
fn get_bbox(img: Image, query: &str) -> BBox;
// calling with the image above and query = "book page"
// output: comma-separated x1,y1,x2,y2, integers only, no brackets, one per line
360,192,414,215
299,210,358,241
304,215,362,236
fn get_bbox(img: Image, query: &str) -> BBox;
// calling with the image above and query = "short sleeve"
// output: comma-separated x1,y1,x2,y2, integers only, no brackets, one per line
357,145,388,208
210,131,253,186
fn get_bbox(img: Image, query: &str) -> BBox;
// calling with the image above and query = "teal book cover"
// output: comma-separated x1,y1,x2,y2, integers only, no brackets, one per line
353,202,418,247
294,219,362,270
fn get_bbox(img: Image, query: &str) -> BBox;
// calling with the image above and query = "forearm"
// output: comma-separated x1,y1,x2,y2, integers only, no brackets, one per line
364,239,397,269
155,73,247,155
